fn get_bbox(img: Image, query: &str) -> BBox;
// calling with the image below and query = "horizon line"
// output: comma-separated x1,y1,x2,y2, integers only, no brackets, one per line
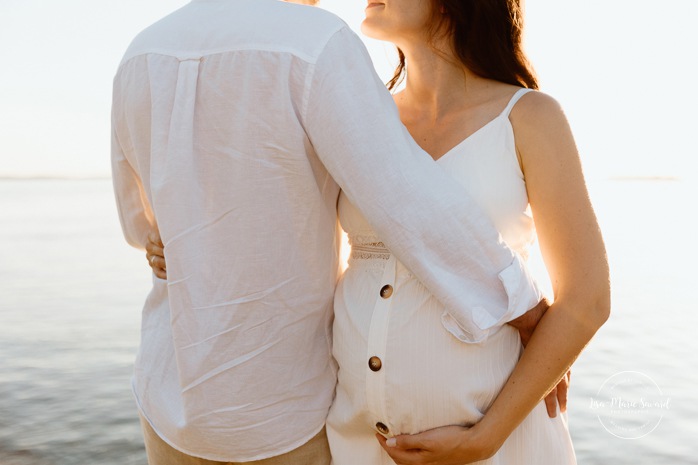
0,174,686,182
0,175,112,181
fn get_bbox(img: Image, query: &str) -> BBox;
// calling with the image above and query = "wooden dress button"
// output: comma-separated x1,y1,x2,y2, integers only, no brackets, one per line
375,422,390,435
380,284,393,299
368,356,382,372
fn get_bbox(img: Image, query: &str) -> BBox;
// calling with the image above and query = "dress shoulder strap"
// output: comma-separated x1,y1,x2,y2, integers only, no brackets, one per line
500,88,534,118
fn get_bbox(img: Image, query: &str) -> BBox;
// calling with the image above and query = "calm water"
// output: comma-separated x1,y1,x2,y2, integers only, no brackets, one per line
1,178,696,464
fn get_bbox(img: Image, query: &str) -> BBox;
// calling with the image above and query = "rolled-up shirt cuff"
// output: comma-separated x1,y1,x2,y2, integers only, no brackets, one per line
440,253,544,344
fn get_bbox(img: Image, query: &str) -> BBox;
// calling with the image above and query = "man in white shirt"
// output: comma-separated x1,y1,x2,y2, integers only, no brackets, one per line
111,0,553,464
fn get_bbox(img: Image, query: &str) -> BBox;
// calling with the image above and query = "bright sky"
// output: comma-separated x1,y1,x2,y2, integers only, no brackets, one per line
0,0,696,179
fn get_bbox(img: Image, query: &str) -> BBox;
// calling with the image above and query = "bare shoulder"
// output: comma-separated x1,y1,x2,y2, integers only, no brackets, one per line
511,91,576,151
509,90,580,174
510,90,568,131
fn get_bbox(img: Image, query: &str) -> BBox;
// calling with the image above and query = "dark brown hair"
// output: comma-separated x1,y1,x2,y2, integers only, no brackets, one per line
387,0,539,91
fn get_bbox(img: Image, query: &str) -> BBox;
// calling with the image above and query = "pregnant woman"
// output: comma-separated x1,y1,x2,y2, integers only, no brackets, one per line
325,0,608,464
145,0,609,463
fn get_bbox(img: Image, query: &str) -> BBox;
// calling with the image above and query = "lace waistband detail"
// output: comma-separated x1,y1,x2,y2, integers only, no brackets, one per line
350,242,390,260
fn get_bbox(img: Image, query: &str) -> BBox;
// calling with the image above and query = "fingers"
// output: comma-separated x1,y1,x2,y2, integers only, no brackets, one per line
391,432,431,451
151,255,167,271
376,434,425,465
147,230,164,247
153,266,167,280
557,383,568,413
146,252,168,280
376,435,401,462
377,433,409,450
544,387,558,418
375,426,483,464
145,252,163,269
145,229,167,279
557,370,571,413
545,369,573,418
377,433,422,451
145,239,164,258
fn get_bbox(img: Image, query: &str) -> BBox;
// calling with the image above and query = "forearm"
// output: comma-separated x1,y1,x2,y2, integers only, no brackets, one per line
112,160,154,249
474,296,609,452
306,28,540,342
112,96,155,250
474,90,614,449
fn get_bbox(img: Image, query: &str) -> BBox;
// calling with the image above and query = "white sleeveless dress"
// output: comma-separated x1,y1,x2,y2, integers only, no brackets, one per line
326,89,576,465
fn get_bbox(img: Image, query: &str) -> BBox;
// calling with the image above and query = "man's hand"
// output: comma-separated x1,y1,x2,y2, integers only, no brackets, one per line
145,230,167,279
508,297,550,346
375,424,497,465
507,297,571,417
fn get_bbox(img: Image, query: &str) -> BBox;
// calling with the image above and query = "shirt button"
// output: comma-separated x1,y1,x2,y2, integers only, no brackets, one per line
368,356,382,372
380,284,393,299
376,422,390,435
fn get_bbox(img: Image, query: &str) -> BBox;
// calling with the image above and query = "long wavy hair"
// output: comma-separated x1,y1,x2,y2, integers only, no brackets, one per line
387,0,539,91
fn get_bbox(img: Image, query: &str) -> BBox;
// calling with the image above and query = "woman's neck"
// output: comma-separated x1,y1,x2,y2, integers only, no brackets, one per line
396,39,489,123
391,35,514,160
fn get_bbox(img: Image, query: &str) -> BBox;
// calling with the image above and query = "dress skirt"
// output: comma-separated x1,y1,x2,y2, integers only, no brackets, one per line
326,256,576,465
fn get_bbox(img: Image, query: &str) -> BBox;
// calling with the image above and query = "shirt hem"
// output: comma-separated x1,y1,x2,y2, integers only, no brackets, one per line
132,378,327,462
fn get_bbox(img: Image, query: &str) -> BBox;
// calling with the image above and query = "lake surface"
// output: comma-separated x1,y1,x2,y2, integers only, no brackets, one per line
1,178,696,464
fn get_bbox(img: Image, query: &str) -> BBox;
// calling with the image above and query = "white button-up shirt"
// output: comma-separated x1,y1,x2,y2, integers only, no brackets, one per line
111,0,542,461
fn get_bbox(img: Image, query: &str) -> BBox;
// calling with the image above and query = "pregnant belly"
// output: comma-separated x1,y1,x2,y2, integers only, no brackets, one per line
332,261,523,434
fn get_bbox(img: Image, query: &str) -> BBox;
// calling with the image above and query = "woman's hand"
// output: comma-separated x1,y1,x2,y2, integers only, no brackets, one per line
545,370,571,417
376,424,498,465
145,230,167,279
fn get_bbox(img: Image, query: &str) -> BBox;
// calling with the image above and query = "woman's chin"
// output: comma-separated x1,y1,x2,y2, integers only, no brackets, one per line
360,21,390,42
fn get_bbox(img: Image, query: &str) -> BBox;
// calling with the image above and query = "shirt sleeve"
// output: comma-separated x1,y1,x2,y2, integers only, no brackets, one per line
110,82,155,250
302,26,543,343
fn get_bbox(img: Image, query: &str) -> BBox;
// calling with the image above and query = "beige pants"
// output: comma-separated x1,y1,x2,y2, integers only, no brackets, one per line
140,416,331,465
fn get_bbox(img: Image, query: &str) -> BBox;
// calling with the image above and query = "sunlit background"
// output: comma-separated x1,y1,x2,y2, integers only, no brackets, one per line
2,0,697,179
1,1,697,464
